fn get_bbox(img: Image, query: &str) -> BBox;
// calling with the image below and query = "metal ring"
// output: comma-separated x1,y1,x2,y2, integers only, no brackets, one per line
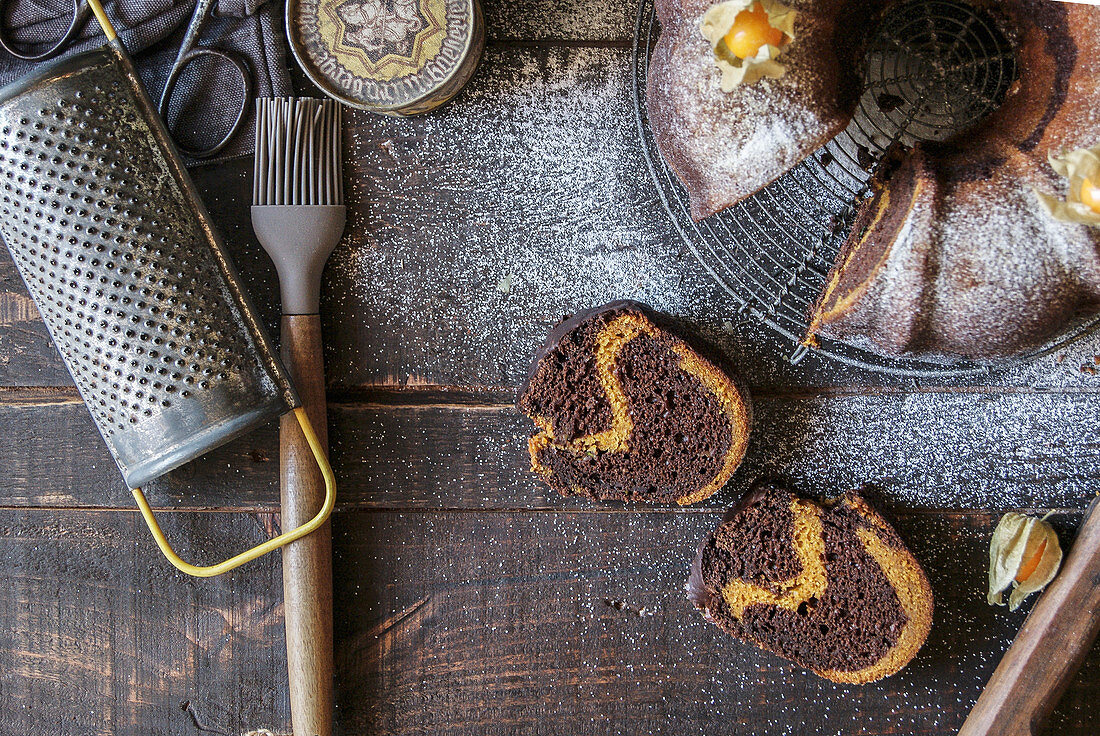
159,47,253,159
0,0,92,61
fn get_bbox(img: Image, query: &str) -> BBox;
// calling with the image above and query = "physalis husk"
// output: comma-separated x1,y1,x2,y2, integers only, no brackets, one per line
700,0,797,90
1035,144,1100,227
987,512,1063,611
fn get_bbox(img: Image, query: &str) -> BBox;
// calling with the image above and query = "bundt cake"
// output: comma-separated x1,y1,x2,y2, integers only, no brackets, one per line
806,0,1100,361
647,0,869,221
517,301,752,505
688,483,933,683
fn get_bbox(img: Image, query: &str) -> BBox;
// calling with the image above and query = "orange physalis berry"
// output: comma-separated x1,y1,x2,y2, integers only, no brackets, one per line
1079,176,1100,214
723,3,788,60
1015,538,1048,583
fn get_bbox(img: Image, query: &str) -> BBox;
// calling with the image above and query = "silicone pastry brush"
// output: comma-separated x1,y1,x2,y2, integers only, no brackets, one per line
252,97,345,736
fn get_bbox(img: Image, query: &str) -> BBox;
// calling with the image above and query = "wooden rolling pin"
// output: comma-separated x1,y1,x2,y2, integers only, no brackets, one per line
958,495,1100,736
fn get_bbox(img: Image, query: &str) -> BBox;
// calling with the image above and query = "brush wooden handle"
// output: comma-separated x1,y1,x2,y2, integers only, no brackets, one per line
959,495,1100,736
280,314,334,736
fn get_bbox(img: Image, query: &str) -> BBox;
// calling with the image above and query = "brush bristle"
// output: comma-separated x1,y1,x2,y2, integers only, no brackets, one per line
253,98,344,206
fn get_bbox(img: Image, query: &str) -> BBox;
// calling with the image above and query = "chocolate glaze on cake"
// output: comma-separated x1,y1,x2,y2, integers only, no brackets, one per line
807,0,1100,361
689,483,933,683
518,301,751,505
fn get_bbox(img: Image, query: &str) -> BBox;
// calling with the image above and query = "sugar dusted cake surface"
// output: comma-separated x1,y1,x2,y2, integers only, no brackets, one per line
808,0,1100,361
647,0,867,220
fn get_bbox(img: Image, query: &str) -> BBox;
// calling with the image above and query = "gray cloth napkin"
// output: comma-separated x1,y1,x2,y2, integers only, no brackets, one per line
0,0,293,162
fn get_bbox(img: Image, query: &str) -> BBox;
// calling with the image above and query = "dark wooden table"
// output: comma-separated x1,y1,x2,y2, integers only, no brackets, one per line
1,1,1099,733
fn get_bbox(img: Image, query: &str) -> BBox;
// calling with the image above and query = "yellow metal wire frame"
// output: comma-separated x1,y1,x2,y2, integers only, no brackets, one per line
132,407,336,577
85,0,117,41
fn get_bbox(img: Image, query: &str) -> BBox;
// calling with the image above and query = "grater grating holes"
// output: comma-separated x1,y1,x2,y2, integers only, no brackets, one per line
0,47,301,486
0,74,261,434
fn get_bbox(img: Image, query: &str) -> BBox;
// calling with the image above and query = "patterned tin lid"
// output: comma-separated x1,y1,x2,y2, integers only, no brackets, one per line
287,0,484,115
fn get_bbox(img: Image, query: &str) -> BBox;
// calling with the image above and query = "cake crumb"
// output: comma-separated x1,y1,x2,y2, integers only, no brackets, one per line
604,598,655,617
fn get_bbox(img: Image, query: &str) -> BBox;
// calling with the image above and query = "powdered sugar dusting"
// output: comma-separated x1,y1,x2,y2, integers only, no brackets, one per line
327,45,717,388
825,146,1100,360
737,389,1100,511
927,151,1100,353
648,0,849,218
321,42,1100,390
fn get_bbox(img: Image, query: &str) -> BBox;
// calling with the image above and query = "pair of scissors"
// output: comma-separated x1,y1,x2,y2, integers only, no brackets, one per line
0,0,252,158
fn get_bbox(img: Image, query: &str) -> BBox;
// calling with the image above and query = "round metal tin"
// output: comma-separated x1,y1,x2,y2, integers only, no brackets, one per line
287,0,484,115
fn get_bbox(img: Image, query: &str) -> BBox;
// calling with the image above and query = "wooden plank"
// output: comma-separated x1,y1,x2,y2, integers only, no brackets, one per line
323,388,1100,512
2,45,1100,391
0,507,1094,736
0,262,70,387
0,508,290,736
1,388,1098,512
0,388,280,511
329,509,1099,736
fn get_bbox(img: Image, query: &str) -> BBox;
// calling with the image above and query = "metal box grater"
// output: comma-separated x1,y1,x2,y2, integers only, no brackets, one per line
0,42,298,489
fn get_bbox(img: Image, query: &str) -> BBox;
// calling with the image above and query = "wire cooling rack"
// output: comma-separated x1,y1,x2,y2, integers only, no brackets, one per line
632,0,1100,377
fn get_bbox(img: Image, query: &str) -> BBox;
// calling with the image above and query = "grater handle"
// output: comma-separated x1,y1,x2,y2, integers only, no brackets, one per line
130,407,336,577
280,314,334,736
85,0,117,41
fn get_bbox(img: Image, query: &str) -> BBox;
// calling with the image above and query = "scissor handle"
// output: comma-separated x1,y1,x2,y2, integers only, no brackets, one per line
159,46,253,159
0,0,93,61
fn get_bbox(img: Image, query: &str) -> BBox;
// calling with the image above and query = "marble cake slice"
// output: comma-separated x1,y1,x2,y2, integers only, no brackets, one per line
517,301,751,505
688,483,933,683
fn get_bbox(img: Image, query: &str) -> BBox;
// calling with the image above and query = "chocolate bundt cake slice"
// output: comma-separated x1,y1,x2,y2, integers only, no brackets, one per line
647,0,871,220
517,301,751,505
689,483,933,683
